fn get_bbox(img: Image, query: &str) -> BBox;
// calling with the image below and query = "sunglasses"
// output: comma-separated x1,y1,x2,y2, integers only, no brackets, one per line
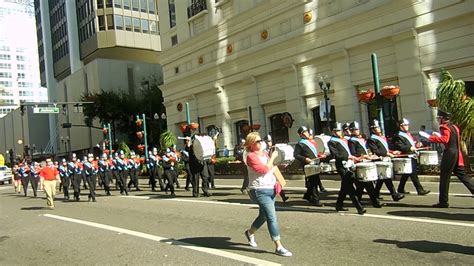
255,140,263,144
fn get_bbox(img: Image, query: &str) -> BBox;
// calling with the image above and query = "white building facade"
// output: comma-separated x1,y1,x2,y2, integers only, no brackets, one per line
157,0,474,150
0,0,47,118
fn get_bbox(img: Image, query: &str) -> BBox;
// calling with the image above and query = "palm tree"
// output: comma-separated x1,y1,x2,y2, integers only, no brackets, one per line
436,69,473,172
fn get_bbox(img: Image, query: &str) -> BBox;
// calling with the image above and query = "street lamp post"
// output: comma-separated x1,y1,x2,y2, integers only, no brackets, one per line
318,76,331,134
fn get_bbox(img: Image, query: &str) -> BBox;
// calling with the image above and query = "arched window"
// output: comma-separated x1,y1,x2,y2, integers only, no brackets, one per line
270,114,289,144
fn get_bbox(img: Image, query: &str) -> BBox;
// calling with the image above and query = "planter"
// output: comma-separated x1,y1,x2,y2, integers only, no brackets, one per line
102,128,108,135
427,99,437,108
190,122,199,130
137,144,145,152
136,119,143,127
136,131,144,139
180,124,188,133
358,90,375,103
381,85,400,99
251,124,261,130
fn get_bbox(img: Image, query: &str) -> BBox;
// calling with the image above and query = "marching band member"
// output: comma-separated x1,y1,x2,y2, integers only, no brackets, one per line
19,161,30,197
367,119,404,201
59,159,70,200
294,126,324,206
181,138,192,191
162,148,177,197
149,148,164,191
83,154,97,202
427,110,474,207
392,118,430,195
99,153,112,195
30,161,41,197
116,151,128,196
188,135,212,197
127,151,142,191
348,121,382,208
171,145,181,189
342,122,351,140
81,156,88,190
308,129,327,192
328,122,365,215
74,156,84,201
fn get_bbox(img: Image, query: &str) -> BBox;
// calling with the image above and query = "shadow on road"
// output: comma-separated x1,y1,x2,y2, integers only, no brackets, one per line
167,236,272,255
374,239,474,255
20,206,49,210
387,210,474,222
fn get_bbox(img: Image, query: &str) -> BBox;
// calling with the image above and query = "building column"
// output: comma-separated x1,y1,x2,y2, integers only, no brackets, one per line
65,0,82,73
282,64,306,142
245,76,266,133
392,29,427,131
215,86,231,150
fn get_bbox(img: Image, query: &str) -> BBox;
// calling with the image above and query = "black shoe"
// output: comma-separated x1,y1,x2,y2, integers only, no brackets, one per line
376,195,384,200
193,193,199,198
136,188,142,191
312,201,324,207
336,207,349,212
303,194,311,202
152,188,157,192
211,185,216,189
185,187,190,191
320,188,328,193
357,208,367,215
373,202,384,208
392,193,405,202
432,202,449,208
170,193,176,198
240,189,247,194
417,190,431,196
107,191,111,196
282,196,289,203
203,192,212,197
88,196,91,202
397,189,410,194
120,191,124,195
92,199,96,202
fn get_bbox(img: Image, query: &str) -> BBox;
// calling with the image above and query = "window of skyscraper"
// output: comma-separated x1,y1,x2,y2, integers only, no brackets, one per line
141,19,148,33
0,54,11,60
16,55,26,61
0,63,11,69
148,0,156,13
133,17,140,32
98,15,105,31
17,64,25,70
132,0,139,11
0,72,12,78
106,0,113,8
168,0,176,28
115,0,123,8
149,20,157,34
115,15,123,30
123,0,131,9
107,14,114,30
140,0,147,12
17,73,26,79
124,16,132,31
97,0,104,8
171,35,178,46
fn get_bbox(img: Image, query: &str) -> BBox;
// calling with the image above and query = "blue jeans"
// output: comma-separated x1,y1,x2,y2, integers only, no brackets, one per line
249,189,280,241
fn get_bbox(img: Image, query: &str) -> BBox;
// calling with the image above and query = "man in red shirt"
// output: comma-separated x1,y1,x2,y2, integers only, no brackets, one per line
39,157,59,209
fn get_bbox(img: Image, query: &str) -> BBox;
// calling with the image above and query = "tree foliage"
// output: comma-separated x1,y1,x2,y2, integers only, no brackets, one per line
159,130,177,151
436,69,474,148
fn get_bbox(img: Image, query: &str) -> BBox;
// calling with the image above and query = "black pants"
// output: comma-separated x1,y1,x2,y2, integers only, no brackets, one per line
118,170,128,194
304,174,320,202
439,165,474,204
240,164,249,191
192,163,210,197
336,170,363,211
375,178,397,196
72,173,82,200
208,163,215,188
30,175,39,197
86,174,96,201
82,172,88,189
128,168,139,189
398,158,424,193
184,163,192,189
164,169,176,195
150,167,164,190
61,175,70,198
100,171,112,194
355,180,379,206
21,175,29,196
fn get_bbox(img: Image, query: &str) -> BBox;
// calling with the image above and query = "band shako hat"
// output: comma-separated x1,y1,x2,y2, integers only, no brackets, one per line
399,118,410,126
437,109,452,120
369,119,380,129
264,134,272,142
349,121,360,130
297,126,309,135
342,122,350,131
332,122,343,131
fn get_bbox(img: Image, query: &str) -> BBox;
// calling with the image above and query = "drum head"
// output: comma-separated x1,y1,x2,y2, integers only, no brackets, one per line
314,135,330,154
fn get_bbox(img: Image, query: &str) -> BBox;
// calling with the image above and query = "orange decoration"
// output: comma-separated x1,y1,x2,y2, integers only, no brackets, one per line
252,124,261,130
190,122,199,130
102,128,108,135
358,90,375,103
261,30,268,40
427,99,437,108
226,44,233,54
381,85,400,99
198,56,203,64
136,119,143,127
304,11,312,23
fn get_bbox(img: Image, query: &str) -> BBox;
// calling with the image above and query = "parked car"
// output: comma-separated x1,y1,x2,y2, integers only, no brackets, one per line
0,166,13,185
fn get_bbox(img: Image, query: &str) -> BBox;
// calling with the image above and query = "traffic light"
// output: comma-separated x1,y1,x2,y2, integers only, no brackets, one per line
20,105,25,116
62,104,67,115
62,123,72,128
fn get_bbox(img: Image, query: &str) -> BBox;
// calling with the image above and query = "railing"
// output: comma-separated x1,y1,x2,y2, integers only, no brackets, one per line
187,0,207,19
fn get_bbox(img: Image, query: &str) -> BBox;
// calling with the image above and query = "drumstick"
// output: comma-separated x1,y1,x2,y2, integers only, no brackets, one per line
416,147,431,151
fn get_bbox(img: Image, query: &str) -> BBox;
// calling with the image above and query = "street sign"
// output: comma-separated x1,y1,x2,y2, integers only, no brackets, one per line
33,107,60,114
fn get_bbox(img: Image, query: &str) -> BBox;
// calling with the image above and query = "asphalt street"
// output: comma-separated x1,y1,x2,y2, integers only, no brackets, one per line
0,177,473,265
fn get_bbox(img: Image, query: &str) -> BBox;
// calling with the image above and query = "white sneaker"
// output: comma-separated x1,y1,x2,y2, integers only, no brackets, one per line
244,230,257,248
275,247,293,257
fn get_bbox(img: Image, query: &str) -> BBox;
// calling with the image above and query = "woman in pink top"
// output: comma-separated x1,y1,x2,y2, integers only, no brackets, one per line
243,132,292,257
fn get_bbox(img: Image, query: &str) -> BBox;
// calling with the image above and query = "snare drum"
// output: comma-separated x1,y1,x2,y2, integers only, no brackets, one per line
355,162,378,182
304,164,321,176
274,144,295,165
314,135,331,155
375,161,393,179
418,151,438,166
329,159,336,173
392,158,412,174
193,135,216,161
320,163,332,173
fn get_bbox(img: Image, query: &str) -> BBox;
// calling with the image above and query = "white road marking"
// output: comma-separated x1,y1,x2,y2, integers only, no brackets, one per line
341,213,474,228
43,214,281,266
119,194,474,228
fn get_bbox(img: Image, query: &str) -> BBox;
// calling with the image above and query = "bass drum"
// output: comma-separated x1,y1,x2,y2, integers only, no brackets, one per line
313,135,331,155
274,144,295,165
193,135,216,161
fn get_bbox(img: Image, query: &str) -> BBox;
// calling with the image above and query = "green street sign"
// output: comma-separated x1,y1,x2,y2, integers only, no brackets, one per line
33,107,60,114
